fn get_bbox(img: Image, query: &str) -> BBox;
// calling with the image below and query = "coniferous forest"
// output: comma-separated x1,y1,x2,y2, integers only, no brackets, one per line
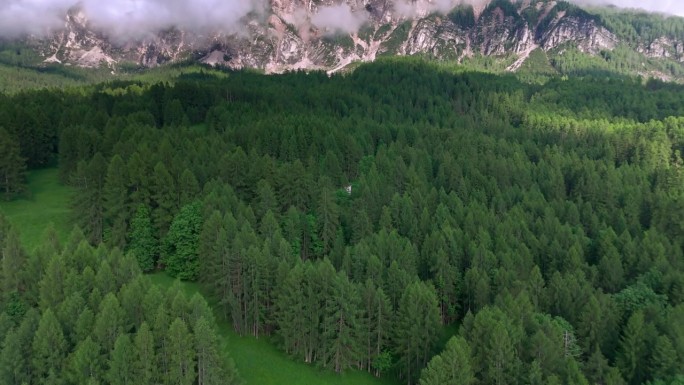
1,59,684,385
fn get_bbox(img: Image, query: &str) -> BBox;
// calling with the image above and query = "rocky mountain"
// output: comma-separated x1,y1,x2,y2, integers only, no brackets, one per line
12,0,684,79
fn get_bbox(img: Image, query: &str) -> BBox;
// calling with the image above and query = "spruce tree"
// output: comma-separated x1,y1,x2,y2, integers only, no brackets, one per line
127,205,157,272
162,201,202,280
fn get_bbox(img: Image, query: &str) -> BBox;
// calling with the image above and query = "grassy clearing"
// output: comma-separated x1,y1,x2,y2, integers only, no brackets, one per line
150,272,400,385
0,168,72,249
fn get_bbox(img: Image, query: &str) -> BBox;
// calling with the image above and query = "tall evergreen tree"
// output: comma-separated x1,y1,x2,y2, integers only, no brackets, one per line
167,317,195,385
617,311,648,385
394,281,441,385
1,229,24,295
419,336,474,385
0,128,26,200
107,334,136,385
323,273,361,373
134,322,156,385
31,309,67,385
152,162,176,239
103,154,129,249
127,204,157,272
72,153,108,244
66,337,102,385
195,316,238,385
163,201,202,280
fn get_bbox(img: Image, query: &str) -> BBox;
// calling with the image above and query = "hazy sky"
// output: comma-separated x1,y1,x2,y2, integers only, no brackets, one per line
572,0,684,16
0,0,682,38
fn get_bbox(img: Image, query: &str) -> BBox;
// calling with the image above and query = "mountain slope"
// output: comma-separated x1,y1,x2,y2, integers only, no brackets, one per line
4,0,684,80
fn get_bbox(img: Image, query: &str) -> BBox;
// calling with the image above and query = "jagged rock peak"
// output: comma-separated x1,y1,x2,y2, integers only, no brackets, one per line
15,0,684,76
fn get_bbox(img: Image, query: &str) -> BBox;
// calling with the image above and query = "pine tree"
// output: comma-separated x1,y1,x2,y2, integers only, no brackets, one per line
0,128,26,200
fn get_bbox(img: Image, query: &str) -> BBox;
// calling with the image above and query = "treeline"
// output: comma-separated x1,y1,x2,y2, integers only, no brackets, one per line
0,215,239,385
1,59,684,384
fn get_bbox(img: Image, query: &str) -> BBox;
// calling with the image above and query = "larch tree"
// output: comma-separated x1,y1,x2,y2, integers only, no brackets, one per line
134,322,156,385
31,309,67,385
167,317,195,385
394,281,441,385
67,337,102,385
107,334,136,385
419,336,474,385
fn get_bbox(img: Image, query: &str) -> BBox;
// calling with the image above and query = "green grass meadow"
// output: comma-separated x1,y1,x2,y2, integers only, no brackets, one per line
0,168,72,249
1,168,400,385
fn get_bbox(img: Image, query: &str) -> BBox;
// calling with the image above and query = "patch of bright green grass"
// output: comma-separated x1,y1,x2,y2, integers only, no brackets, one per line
150,272,399,385
0,168,72,249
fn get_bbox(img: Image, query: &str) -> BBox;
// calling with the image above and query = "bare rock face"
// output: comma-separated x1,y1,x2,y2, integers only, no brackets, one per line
538,13,616,53
638,37,684,63
23,0,684,74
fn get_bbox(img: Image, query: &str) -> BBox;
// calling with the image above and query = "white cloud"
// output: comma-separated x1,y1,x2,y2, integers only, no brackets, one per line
311,4,368,35
570,0,684,17
0,0,681,40
0,0,263,39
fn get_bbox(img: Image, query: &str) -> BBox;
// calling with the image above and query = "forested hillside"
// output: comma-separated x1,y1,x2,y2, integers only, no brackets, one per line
1,59,684,385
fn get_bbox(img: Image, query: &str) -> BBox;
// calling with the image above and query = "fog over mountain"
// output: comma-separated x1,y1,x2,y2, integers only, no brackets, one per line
0,0,682,39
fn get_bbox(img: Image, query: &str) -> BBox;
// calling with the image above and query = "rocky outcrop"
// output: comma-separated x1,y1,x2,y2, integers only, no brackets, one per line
21,0,684,74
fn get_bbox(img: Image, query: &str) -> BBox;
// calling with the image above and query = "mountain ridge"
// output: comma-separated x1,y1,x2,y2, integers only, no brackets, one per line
4,0,684,80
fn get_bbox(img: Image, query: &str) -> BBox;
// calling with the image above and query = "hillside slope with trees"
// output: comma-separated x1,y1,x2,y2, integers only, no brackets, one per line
1,59,684,385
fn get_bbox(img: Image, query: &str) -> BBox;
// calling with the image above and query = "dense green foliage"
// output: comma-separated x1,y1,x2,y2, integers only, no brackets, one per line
1,58,684,385
0,216,239,385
